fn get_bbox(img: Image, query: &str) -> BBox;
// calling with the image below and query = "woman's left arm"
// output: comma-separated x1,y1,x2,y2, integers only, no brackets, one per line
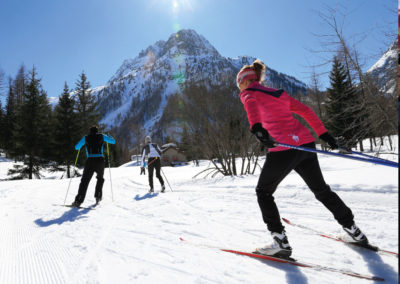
289,95,327,136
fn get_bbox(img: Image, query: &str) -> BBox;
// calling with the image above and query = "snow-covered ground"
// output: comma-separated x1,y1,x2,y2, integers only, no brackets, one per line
0,140,398,284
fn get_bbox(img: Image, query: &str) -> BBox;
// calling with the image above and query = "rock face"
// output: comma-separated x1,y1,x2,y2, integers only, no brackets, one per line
93,29,307,144
367,39,398,96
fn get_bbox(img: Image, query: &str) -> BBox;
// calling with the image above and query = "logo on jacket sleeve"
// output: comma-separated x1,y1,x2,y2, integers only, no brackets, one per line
289,134,299,142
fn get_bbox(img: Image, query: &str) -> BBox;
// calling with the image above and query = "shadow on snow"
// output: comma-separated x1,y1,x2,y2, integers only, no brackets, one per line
252,258,308,284
134,192,159,201
347,245,398,283
34,207,92,227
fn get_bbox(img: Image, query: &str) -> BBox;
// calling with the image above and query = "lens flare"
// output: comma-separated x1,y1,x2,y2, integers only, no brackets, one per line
173,23,180,32
173,70,186,85
146,0,194,87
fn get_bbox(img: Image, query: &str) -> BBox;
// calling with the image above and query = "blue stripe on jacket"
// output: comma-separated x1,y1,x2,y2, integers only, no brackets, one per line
75,134,116,158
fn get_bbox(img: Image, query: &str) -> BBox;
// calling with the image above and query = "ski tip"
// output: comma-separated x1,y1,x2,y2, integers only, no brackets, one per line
380,250,398,257
179,237,185,242
282,217,290,224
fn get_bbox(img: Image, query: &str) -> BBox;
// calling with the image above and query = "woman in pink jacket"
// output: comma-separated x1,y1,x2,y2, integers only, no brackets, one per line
237,60,368,258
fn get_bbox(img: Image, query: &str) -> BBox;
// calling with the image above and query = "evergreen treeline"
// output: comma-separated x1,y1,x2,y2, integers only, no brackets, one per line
0,66,122,180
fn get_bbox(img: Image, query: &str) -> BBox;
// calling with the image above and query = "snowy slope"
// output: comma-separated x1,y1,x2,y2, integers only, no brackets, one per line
0,141,398,284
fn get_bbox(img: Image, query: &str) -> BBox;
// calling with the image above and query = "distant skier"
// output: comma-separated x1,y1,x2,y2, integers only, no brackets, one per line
141,136,165,193
71,126,116,207
237,60,368,258
140,161,146,175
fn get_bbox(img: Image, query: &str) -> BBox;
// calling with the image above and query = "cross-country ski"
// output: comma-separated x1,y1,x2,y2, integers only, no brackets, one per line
282,217,398,258
53,204,98,210
180,238,385,281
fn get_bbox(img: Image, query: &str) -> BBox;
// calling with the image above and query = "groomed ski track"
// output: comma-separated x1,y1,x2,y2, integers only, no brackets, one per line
0,148,398,283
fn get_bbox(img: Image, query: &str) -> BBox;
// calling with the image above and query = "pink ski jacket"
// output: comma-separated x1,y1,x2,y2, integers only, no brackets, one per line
240,82,327,152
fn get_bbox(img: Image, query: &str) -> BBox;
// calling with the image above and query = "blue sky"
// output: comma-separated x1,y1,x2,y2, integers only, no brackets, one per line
0,0,397,98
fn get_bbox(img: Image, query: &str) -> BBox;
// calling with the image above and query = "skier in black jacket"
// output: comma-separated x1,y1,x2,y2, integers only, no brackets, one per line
71,126,115,207
141,136,165,193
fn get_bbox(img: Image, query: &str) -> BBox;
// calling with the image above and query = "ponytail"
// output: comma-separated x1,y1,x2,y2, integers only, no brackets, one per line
252,59,266,82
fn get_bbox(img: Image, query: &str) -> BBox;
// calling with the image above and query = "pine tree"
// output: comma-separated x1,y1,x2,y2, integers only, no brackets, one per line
326,57,347,134
325,56,360,148
74,71,99,135
53,82,80,178
9,67,52,179
4,79,17,158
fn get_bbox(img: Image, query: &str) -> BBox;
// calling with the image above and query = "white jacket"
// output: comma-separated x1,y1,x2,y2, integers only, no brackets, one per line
141,143,162,166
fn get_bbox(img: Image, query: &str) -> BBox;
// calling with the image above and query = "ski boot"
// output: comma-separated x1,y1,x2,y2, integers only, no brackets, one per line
95,197,102,205
70,201,81,208
149,187,154,193
161,185,166,193
256,231,292,259
343,223,368,244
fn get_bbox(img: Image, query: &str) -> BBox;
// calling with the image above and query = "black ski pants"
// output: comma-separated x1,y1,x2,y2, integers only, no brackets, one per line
256,142,354,233
148,157,164,189
75,157,105,204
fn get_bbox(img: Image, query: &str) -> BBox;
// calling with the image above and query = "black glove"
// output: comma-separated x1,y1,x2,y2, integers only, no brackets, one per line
319,132,338,150
251,123,276,148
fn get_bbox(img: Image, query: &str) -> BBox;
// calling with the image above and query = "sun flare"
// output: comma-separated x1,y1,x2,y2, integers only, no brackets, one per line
149,0,194,14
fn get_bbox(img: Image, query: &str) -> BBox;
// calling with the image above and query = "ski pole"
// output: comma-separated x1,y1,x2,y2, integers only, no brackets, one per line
161,167,173,192
347,149,397,165
275,142,398,168
337,146,397,165
64,149,80,205
107,142,114,202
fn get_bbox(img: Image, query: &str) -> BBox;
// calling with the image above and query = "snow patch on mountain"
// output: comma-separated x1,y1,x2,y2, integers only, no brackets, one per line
368,41,397,72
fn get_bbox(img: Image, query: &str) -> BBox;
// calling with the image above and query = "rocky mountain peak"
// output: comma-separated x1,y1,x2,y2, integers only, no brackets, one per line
163,29,220,57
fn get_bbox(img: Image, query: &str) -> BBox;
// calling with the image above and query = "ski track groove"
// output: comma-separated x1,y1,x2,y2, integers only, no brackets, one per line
17,221,68,283
1,199,101,284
